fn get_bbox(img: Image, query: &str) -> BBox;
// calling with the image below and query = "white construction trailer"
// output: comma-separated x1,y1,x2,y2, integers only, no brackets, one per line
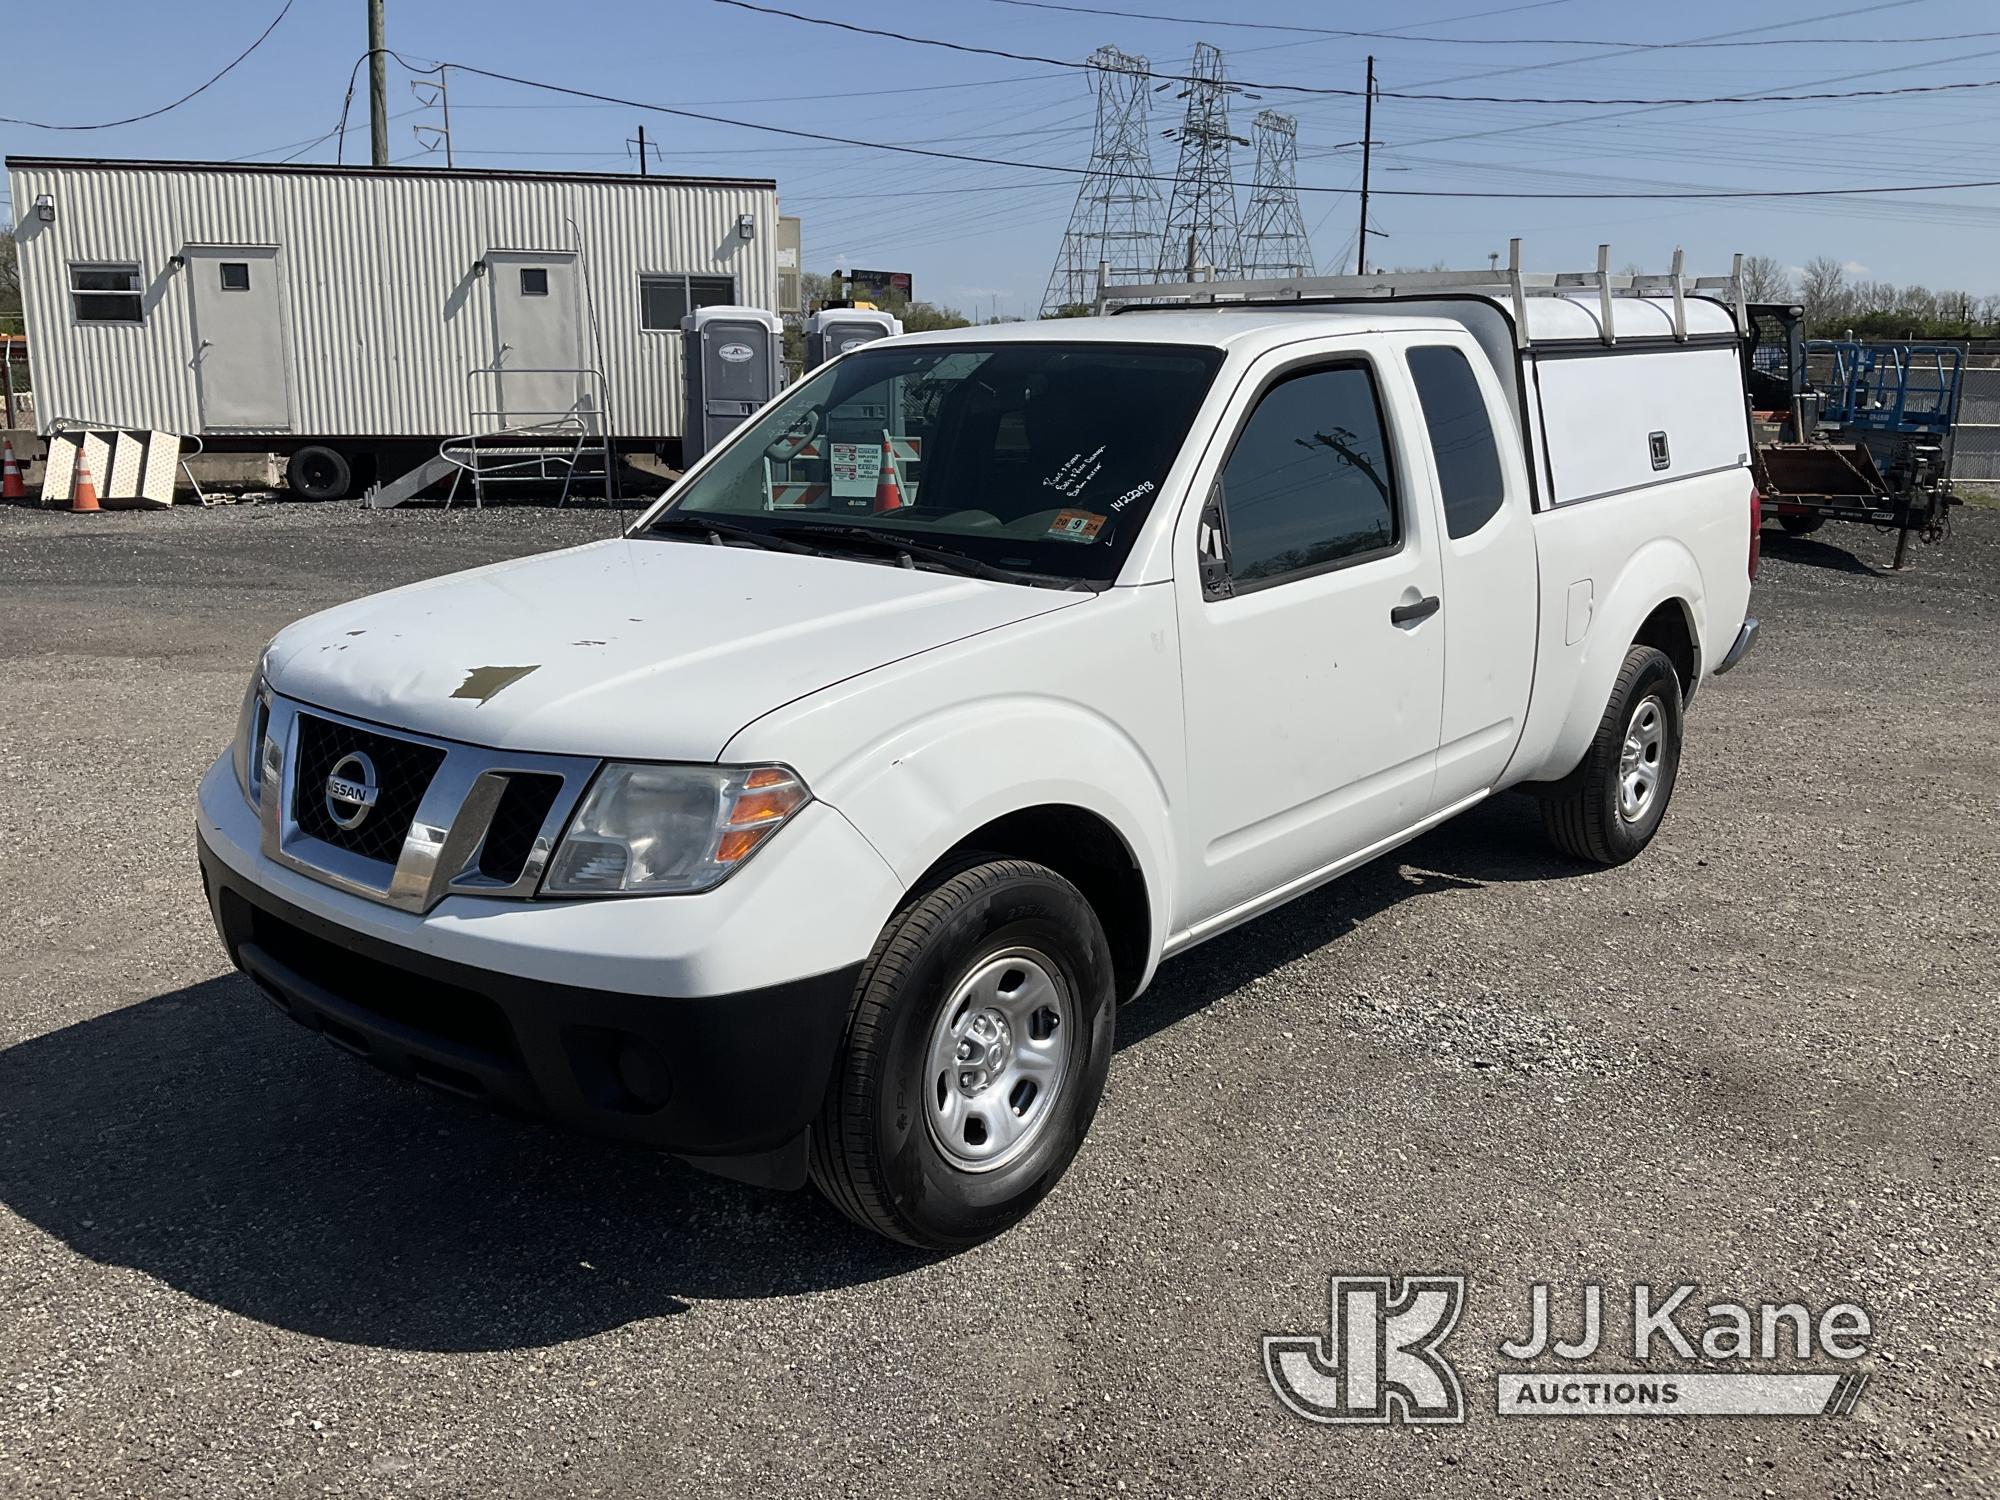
5,156,781,500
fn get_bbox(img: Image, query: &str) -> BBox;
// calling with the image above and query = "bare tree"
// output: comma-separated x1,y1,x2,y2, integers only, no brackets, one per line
0,229,21,330
1798,256,1852,331
1852,280,1899,316
1897,285,1937,322
1737,254,1791,302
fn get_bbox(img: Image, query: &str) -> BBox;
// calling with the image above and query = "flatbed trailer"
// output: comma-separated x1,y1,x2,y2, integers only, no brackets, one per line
1741,302,1961,568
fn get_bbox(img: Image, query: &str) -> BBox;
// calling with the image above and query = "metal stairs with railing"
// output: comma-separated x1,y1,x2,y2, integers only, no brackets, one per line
368,364,621,510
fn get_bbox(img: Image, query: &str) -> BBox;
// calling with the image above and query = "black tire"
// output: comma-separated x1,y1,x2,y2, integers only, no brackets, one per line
286,445,353,502
1778,512,1824,536
1539,644,1684,866
809,856,1117,1249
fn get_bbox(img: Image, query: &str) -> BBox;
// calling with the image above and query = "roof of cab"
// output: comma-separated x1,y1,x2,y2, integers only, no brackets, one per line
884,310,1460,356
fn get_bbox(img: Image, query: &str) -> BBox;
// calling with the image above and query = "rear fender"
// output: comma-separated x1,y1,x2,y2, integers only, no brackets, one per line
1539,537,1706,780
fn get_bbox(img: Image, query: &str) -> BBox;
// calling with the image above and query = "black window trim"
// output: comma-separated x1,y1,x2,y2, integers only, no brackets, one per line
66,260,146,327
638,271,740,333
1202,353,1407,600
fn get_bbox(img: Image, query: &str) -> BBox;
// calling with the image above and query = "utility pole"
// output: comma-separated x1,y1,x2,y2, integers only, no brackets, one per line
636,123,648,176
411,69,453,168
1357,55,1374,277
368,0,388,167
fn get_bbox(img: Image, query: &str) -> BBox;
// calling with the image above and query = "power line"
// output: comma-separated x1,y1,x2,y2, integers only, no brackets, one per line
419,57,2000,204
705,0,2000,107
0,0,294,130
981,0,2000,50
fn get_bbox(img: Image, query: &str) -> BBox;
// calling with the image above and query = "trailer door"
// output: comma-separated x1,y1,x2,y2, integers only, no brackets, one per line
485,251,586,432
185,246,293,431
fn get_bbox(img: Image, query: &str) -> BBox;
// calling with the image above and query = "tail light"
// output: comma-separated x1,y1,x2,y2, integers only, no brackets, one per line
1748,486,1762,582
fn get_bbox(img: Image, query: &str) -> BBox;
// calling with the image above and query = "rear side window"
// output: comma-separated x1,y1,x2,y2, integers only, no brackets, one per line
1217,363,1398,588
1407,345,1505,539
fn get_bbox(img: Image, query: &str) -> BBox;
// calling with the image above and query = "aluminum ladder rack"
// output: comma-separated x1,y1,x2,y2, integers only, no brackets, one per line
1093,239,1749,347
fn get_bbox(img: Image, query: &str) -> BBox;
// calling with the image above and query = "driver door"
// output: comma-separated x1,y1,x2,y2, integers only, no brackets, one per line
1174,350,1447,933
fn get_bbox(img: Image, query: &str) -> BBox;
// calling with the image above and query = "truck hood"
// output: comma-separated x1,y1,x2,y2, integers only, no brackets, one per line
266,537,1089,761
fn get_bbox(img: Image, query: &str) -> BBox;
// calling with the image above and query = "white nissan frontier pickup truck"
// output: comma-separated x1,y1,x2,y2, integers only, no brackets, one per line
198,278,1758,1247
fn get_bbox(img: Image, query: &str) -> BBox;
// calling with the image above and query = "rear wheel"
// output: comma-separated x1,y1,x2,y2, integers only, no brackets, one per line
1540,644,1684,866
809,856,1116,1248
1778,512,1824,536
286,445,353,502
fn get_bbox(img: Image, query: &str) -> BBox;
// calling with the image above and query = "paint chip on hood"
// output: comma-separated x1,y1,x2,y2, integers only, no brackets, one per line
452,664,540,703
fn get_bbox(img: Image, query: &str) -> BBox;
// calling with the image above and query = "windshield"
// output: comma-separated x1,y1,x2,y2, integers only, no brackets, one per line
643,341,1224,585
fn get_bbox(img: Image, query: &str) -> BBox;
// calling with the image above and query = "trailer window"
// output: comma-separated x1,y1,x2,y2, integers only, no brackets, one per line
69,263,143,325
641,273,738,331
519,268,549,297
1407,345,1505,538
1216,363,1399,588
219,262,252,292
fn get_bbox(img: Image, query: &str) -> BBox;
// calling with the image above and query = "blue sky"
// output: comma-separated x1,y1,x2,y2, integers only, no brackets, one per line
9,0,2000,317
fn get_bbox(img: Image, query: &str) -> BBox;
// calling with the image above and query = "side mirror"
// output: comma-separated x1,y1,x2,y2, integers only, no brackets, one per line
1198,483,1233,601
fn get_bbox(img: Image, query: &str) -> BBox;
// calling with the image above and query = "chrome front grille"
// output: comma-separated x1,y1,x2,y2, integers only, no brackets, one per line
292,713,448,863
258,695,597,913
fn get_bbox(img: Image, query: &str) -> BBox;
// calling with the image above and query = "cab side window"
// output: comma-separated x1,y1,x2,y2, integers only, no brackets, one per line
1406,345,1505,539
1213,363,1399,591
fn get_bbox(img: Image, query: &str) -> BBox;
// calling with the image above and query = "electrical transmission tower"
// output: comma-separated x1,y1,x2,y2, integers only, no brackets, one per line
1237,110,1313,278
1041,47,1165,316
1157,42,1246,279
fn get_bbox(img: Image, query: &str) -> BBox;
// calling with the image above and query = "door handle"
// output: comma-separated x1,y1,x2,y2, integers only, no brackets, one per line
1390,594,1441,626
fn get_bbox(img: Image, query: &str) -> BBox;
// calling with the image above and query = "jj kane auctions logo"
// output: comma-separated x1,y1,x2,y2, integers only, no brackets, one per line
1265,1276,1873,1424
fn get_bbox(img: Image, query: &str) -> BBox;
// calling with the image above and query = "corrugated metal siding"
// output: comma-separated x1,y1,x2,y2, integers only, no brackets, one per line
7,161,778,440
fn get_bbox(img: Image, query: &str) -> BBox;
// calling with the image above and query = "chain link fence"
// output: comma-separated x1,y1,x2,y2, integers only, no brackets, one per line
1952,364,2000,482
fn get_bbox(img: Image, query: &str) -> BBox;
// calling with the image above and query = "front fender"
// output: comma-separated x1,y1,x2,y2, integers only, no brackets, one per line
747,693,1177,993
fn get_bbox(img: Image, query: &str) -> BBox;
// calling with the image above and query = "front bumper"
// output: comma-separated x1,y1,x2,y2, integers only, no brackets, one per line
200,832,859,1184
1715,615,1760,676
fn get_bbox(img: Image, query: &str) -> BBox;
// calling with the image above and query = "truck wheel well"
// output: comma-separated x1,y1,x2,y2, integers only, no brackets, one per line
1634,599,1698,698
929,806,1150,1002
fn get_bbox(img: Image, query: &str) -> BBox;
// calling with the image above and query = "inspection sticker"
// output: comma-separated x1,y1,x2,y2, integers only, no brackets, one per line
1046,509,1107,543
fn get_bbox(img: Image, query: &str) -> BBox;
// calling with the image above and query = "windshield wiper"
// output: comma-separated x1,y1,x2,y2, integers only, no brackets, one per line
770,524,1032,585
646,513,821,555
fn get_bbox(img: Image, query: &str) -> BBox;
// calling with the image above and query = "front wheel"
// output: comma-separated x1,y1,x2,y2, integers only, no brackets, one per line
1539,644,1685,866
809,856,1116,1248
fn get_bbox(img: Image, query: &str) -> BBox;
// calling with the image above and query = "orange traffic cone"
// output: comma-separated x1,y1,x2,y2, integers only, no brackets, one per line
71,450,101,513
872,433,904,513
0,440,23,502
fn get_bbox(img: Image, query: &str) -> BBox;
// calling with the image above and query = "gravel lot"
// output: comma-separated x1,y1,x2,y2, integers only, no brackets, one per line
0,497,1994,1498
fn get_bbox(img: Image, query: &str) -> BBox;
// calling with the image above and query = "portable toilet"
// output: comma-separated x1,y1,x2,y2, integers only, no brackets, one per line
681,305,785,464
806,308,903,370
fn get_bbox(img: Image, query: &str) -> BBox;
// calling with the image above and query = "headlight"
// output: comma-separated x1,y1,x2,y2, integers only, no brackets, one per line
542,763,809,896
231,672,270,807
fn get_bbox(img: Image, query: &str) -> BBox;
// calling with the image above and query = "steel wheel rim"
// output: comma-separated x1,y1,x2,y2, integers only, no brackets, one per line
923,946,1072,1174
1618,693,1667,823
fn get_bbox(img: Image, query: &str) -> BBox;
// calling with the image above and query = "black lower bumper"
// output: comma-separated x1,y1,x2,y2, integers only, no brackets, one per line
198,834,858,1187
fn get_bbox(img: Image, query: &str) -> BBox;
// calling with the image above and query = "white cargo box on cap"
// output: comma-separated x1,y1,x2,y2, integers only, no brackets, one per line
805,308,904,370
1095,242,1754,514
681,304,784,464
